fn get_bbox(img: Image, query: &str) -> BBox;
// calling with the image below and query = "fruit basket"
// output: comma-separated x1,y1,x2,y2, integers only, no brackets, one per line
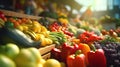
0,9,55,60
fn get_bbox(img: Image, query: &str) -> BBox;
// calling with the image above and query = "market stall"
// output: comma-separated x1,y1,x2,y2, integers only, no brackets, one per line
0,0,120,67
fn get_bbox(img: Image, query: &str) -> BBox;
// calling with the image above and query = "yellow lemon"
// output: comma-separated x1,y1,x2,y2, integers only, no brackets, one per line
43,59,61,67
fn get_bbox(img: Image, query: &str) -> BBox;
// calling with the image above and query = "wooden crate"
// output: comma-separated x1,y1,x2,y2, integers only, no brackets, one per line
0,9,55,59
39,44,55,59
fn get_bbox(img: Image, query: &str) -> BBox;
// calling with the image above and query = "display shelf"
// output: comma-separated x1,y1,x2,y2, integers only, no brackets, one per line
0,9,41,20
0,9,56,21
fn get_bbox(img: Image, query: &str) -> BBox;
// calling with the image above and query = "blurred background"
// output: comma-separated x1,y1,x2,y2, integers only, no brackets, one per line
0,0,120,18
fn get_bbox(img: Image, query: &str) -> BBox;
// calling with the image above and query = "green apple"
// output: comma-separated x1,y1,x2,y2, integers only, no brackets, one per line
4,43,20,59
14,48,38,67
28,47,42,63
0,54,16,67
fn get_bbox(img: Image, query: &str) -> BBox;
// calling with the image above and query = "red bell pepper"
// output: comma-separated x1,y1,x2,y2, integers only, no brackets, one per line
51,43,79,63
61,27,74,37
51,48,61,61
67,50,86,67
49,22,60,31
79,31,102,44
87,45,106,67
60,43,79,62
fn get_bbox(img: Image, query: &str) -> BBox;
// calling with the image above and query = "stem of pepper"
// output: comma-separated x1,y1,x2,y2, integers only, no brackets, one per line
75,50,82,57
89,44,96,52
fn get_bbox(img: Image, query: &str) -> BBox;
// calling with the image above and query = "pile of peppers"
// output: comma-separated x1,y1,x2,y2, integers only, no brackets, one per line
51,42,107,67
51,43,79,63
49,22,74,37
78,31,103,44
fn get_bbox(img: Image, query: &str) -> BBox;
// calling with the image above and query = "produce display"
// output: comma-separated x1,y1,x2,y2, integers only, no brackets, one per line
0,10,120,67
93,36,120,67
0,43,62,67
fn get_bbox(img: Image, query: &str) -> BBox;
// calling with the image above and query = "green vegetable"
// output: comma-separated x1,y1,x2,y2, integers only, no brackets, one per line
0,27,40,48
4,21,14,28
49,32,67,45
101,35,117,44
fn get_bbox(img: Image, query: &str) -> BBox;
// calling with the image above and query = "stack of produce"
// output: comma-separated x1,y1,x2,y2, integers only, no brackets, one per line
0,43,64,67
94,29,120,67
49,17,120,67
51,31,107,67
0,11,54,47
1,10,120,67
